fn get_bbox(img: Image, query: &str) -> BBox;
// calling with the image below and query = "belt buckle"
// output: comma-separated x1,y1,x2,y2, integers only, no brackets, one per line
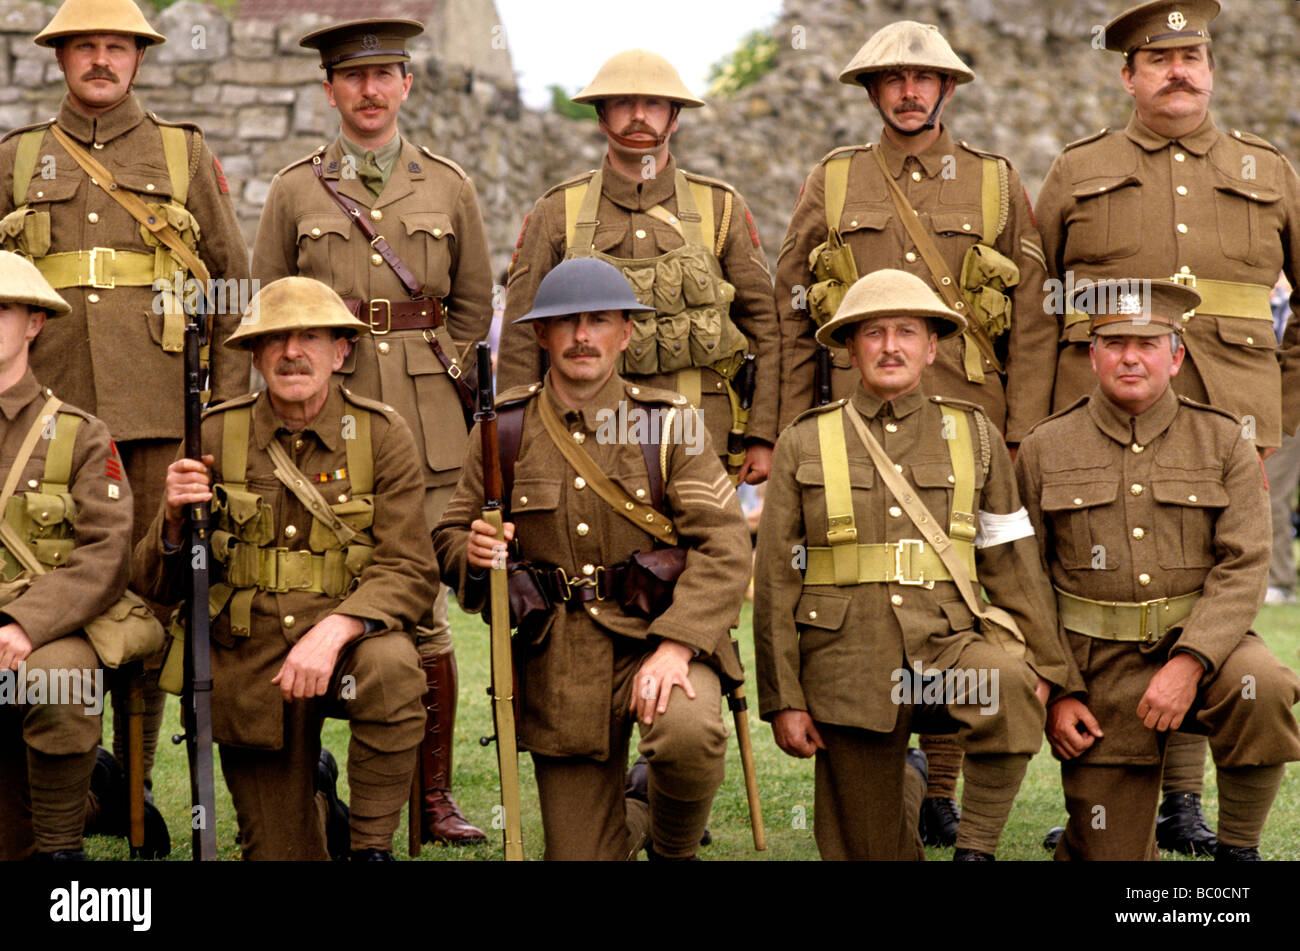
557,566,599,602
369,298,391,335
894,539,933,588
89,247,115,289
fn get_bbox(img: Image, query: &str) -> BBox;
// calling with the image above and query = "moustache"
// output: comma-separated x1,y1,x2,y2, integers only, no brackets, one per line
274,359,314,375
894,98,927,113
1159,79,1205,96
355,99,386,111
80,67,119,83
563,346,601,359
619,123,658,137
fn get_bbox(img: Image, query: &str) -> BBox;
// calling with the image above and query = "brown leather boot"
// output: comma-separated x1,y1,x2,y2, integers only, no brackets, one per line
417,651,486,845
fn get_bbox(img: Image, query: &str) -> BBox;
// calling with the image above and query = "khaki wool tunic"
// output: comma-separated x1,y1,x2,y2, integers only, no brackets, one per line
775,127,1055,442
1035,114,1300,448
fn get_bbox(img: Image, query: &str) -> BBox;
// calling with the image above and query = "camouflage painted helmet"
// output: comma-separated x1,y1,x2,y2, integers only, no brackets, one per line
0,251,70,316
572,49,705,108
224,277,368,350
816,269,966,348
839,21,975,87
34,0,166,48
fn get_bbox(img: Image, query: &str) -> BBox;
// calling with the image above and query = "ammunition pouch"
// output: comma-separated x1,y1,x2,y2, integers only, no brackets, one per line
512,547,688,625
0,206,50,257
806,228,859,328
506,560,553,643
959,243,1020,342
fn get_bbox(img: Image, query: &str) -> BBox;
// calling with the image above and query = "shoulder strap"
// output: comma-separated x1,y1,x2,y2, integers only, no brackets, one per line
158,125,190,205
343,404,373,495
535,392,678,544
12,129,46,207
939,406,978,579
42,411,81,491
823,155,852,234
569,170,603,250
979,156,1008,246
676,172,711,251
816,408,860,586
0,395,61,514
265,439,358,547
221,407,251,488
842,402,1025,657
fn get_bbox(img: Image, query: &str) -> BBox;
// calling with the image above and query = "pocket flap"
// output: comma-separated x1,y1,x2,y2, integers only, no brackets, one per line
27,174,80,204
1213,179,1281,204
794,459,874,489
1152,479,1228,508
930,211,983,239
404,211,454,240
115,167,173,200
297,213,350,241
24,492,68,527
1214,316,1275,349
1041,481,1118,511
403,334,445,375
512,479,561,513
911,461,956,488
839,208,891,234
795,589,850,630
1071,175,1141,200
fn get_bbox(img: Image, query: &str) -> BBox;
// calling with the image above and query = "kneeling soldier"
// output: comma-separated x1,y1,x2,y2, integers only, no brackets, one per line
132,277,432,860
754,269,1071,860
435,258,752,860
1016,279,1300,861
0,252,133,861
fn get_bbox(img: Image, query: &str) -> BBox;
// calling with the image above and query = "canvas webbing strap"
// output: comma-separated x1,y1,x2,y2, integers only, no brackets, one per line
158,126,190,205
980,156,1006,245
815,409,859,586
940,407,979,579
12,129,45,206
823,155,851,233
266,439,358,548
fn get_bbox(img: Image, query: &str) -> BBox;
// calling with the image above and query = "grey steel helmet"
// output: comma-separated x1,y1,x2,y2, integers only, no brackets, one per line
515,258,656,322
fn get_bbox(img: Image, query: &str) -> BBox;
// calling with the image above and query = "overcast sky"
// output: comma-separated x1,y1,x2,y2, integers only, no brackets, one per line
495,0,785,109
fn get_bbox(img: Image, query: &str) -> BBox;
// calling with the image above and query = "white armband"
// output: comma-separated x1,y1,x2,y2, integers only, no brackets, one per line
974,507,1036,549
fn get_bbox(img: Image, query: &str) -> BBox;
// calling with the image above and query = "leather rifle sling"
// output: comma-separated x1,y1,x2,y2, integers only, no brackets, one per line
869,146,1003,378
842,402,1025,657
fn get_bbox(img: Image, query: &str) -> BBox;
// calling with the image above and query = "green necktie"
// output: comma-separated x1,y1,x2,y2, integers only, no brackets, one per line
358,150,384,198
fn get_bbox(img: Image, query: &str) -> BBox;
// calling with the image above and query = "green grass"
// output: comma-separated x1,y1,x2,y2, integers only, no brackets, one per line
84,599,1300,861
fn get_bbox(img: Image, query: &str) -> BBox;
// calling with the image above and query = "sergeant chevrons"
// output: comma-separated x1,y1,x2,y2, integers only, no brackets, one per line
1035,114,1300,447
776,127,1054,442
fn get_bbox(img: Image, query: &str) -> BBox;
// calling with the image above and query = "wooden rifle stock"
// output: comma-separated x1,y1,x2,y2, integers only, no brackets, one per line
476,342,524,861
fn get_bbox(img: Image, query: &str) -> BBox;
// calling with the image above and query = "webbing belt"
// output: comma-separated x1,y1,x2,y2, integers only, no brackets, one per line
35,248,156,290
1063,276,1272,328
1056,586,1201,644
803,539,952,587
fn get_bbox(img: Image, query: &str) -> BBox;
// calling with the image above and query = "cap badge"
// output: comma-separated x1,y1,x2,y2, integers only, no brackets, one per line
361,33,380,50
1167,11,1187,30
1117,293,1143,315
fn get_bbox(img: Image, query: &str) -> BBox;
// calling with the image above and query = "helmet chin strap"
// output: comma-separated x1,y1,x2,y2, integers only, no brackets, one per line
865,75,953,137
598,102,679,149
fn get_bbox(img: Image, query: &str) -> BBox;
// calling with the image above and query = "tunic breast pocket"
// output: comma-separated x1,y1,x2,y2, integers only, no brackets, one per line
1040,480,1119,571
510,478,561,546
1212,180,1281,267
795,458,874,543
1066,176,1142,263
296,214,353,296
403,212,455,293
1151,478,1226,569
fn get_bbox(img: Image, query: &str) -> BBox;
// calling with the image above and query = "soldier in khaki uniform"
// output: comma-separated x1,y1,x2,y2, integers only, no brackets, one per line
1034,0,1300,852
1016,278,1300,860
774,21,1056,842
132,278,432,860
435,259,752,860
252,18,494,845
0,252,133,861
754,269,1071,860
497,50,780,485
0,0,251,812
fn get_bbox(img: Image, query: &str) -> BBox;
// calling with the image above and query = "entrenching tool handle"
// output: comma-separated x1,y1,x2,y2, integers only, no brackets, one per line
729,686,766,851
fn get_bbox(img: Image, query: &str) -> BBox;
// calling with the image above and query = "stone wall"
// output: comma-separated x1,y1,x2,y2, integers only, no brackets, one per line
2,0,1296,276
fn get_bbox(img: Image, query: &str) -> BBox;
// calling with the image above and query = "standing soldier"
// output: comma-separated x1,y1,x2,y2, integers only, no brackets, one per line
1034,0,1300,852
0,0,251,843
132,277,433,861
774,21,1056,844
0,252,134,862
252,18,494,846
755,269,1070,860
1016,278,1300,860
497,49,780,486
435,258,752,860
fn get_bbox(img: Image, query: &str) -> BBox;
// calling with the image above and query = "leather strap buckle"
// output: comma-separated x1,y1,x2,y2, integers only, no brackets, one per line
894,539,935,588
1171,272,1197,321
89,247,116,289
369,299,391,335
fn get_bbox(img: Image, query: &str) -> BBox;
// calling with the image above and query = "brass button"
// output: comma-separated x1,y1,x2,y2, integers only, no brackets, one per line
890,594,903,606
1132,527,1145,539
885,422,898,433
337,494,348,503
630,387,641,395
145,183,155,191
894,464,903,473
284,615,296,627
1176,185,1188,196
1188,494,1198,503
1246,337,1254,345
590,606,599,616
91,143,103,150
635,229,647,239
573,432,586,445
285,525,297,539
377,341,390,354
889,505,902,518
947,474,955,484
311,227,321,237
574,476,586,489
576,522,589,536
1131,483,1143,496
910,171,922,182
519,495,528,505
370,209,382,221
87,212,99,223
432,228,442,237
371,253,383,266
27,479,37,489
904,251,917,263
582,564,595,576
625,502,634,510
849,220,858,228
35,191,43,198
293,438,304,450
1180,265,1190,274
1174,152,1185,162
961,223,971,231
808,610,818,620
635,488,646,499
1073,497,1084,506
1131,443,1144,454
87,293,99,303
1177,223,1188,234
1138,573,1151,586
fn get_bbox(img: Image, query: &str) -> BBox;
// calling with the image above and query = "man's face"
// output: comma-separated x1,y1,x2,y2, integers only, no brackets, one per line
599,95,679,153
846,315,937,401
55,33,144,114
251,329,349,409
1122,45,1213,128
870,68,951,133
324,63,413,145
1090,332,1184,416
532,310,632,388
0,302,44,379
